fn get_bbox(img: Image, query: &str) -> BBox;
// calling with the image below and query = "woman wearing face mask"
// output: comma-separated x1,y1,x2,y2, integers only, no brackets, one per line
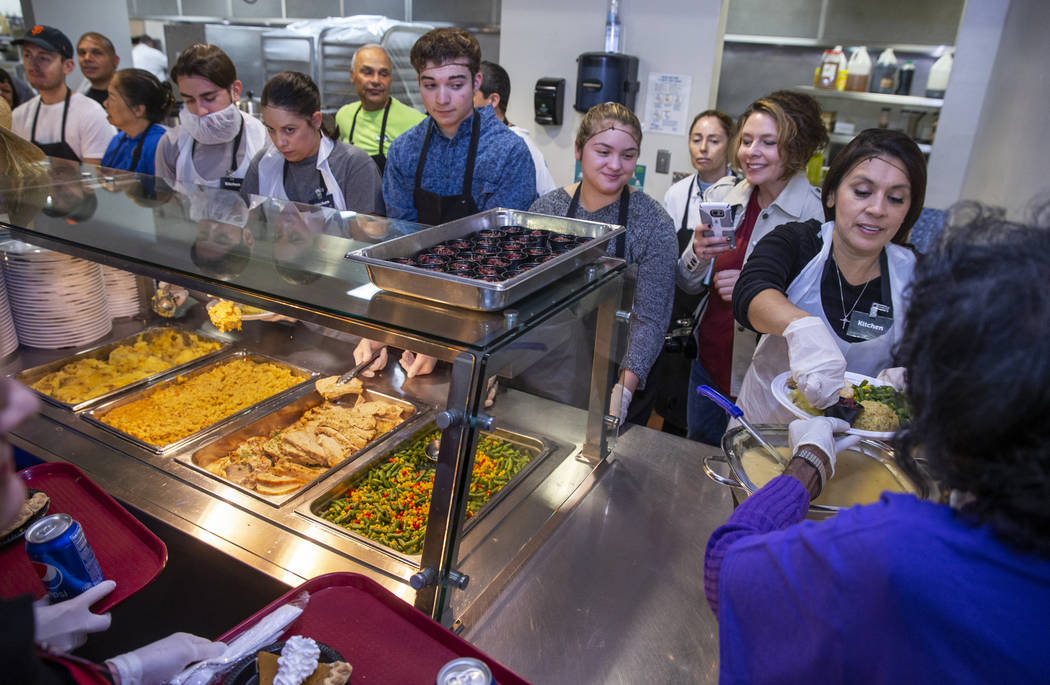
100,68,175,174
240,71,383,213
678,91,828,444
529,102,677,423
155,43,268,191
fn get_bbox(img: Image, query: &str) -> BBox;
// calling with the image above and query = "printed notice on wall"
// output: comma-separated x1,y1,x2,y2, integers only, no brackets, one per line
643,73,692,136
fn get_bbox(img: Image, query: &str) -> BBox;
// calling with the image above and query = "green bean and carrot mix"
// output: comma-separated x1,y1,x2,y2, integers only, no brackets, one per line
319,430,531,554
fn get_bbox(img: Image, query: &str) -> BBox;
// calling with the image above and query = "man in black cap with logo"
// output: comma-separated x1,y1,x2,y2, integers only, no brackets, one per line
11,25,115,164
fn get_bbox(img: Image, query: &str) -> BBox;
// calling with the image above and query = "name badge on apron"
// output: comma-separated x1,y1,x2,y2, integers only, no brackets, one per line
220,174,243,192
846,302,893,340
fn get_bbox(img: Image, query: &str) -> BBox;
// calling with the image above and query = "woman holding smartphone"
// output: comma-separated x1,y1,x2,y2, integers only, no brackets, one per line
678,90,827,444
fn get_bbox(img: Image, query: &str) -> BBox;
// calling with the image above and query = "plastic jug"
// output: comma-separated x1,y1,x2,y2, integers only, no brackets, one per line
817,46,847,90
926,50,953,98
845,47,871,92
870,48,899,94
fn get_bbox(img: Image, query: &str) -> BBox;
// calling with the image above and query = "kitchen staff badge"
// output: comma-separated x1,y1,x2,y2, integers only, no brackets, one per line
846,302,893,340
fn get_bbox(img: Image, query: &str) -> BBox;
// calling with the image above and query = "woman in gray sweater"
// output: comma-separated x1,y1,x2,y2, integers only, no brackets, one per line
530,103,677,424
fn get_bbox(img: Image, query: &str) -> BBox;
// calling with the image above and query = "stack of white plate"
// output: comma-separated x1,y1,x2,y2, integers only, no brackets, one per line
0,267,19,357
102,266,142,318
2,241,112,349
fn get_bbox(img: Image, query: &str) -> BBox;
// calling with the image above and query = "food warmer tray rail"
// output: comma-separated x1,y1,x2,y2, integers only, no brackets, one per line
15,326,232,413
299,421,556,564
176,386,430,508
81,351,318,455
345,207,626,311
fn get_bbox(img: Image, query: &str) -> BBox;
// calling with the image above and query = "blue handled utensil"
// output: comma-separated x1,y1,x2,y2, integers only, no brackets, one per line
697,385,787,465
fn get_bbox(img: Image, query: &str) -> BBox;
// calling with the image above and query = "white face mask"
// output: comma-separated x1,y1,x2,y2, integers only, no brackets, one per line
179,103,243,145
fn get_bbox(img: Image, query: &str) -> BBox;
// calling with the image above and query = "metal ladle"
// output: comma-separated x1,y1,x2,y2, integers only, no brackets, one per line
424,438,440,462
697,385,787,465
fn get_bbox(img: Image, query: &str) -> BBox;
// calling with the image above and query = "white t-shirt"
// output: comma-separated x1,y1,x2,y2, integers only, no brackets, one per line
132,43,169,82
509,124,558,196
12,91,116,161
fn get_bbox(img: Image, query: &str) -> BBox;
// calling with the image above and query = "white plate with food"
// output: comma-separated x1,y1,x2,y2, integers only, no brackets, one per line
771,370,910,439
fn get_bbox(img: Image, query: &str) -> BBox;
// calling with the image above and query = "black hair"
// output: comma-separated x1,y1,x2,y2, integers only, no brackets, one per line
111,68,176,124
170,43,237,89
478,60,511,115
0,68,21,108
822,128,927,244
893,198,1050,555
261,71,331,138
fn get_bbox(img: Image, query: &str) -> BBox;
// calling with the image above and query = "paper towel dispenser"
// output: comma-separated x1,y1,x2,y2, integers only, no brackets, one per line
574,52,639,112
534,77,565,126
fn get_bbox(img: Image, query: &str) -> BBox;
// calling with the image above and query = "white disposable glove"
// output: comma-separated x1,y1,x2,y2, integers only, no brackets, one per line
106,632,226,685
876,366,907,391
352,339,388,378
609,383,633,424
784,316,847,410
33,579,115,653
399,351,437,379
788,417,854,479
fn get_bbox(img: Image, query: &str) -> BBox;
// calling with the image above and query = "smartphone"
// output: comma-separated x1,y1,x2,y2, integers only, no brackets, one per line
699,202,736,250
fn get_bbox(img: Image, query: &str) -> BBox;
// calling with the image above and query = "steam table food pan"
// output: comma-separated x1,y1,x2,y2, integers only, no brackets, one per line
345,207,626,311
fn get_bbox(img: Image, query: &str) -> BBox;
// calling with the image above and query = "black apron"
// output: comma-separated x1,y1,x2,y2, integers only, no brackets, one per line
566,183,628,259
348,98,392,175
413,111,481,226
672,175,706,323
30,88,79,162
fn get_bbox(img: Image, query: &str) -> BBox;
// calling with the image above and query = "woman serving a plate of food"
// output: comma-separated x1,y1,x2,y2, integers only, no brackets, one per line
731,129,926,425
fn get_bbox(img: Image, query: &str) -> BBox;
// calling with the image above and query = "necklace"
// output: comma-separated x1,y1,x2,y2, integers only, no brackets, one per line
835,262,872,331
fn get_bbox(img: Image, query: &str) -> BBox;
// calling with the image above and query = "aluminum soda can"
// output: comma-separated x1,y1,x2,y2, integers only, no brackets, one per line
436,657,495,685
25,513,104,602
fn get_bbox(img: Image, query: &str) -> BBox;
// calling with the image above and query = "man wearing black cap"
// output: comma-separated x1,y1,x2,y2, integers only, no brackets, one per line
11,25,115,164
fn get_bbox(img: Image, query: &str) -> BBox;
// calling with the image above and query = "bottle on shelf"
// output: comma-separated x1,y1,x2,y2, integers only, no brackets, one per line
845,46,871,92
896,61,915,96
925,50,953,99
816,45,847,90
604,0,622,53
878,107,891,129
870,48,899,94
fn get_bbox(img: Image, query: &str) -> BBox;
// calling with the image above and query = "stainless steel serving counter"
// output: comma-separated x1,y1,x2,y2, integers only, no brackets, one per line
9,315,731,682
466,426,730,684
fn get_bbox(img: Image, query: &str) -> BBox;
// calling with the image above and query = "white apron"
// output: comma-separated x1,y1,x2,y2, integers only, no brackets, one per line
175,111,267,189
256,136,347,211
737,221,916,424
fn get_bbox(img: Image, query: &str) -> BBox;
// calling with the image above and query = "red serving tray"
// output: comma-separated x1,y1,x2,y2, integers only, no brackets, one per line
0,462,167,612
219,572,530,684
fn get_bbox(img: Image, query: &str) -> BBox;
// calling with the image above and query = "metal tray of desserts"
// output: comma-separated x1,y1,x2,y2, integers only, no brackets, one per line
14,326,231,412
299,421,554,563
344,208,626,311
82,351,317,455
177,386,429,507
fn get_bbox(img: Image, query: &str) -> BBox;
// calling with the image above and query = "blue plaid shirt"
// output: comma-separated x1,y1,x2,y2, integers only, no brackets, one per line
382,105,537,221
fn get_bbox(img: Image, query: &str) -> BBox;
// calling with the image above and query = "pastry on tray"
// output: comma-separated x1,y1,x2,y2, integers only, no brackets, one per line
256,636,352,685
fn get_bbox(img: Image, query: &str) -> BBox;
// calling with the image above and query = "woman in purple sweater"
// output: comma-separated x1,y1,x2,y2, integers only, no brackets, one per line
704,202,1050,683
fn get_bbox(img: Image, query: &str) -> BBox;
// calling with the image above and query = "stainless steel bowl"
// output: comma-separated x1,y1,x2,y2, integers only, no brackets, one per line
703,425,938,520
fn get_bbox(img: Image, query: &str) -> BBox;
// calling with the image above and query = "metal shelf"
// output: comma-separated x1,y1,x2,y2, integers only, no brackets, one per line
827,131,931,154
794,85,943,111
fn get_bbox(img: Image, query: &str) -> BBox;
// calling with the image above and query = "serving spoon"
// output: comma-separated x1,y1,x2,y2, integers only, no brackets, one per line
697,385,787,465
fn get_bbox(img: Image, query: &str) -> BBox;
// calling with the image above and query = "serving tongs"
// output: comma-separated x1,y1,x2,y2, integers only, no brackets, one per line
697,385,787,465
338,346,384,384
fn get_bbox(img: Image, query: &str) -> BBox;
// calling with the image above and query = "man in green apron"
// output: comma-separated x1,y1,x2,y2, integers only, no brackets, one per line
335,44,424,176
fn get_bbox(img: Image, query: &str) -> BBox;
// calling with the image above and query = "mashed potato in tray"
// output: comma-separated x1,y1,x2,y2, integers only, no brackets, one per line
99,358,303,446
30,330,222,404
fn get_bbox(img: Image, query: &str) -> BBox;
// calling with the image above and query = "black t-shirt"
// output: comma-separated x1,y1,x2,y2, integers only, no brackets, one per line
86,88,108,108
733,219,902,343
